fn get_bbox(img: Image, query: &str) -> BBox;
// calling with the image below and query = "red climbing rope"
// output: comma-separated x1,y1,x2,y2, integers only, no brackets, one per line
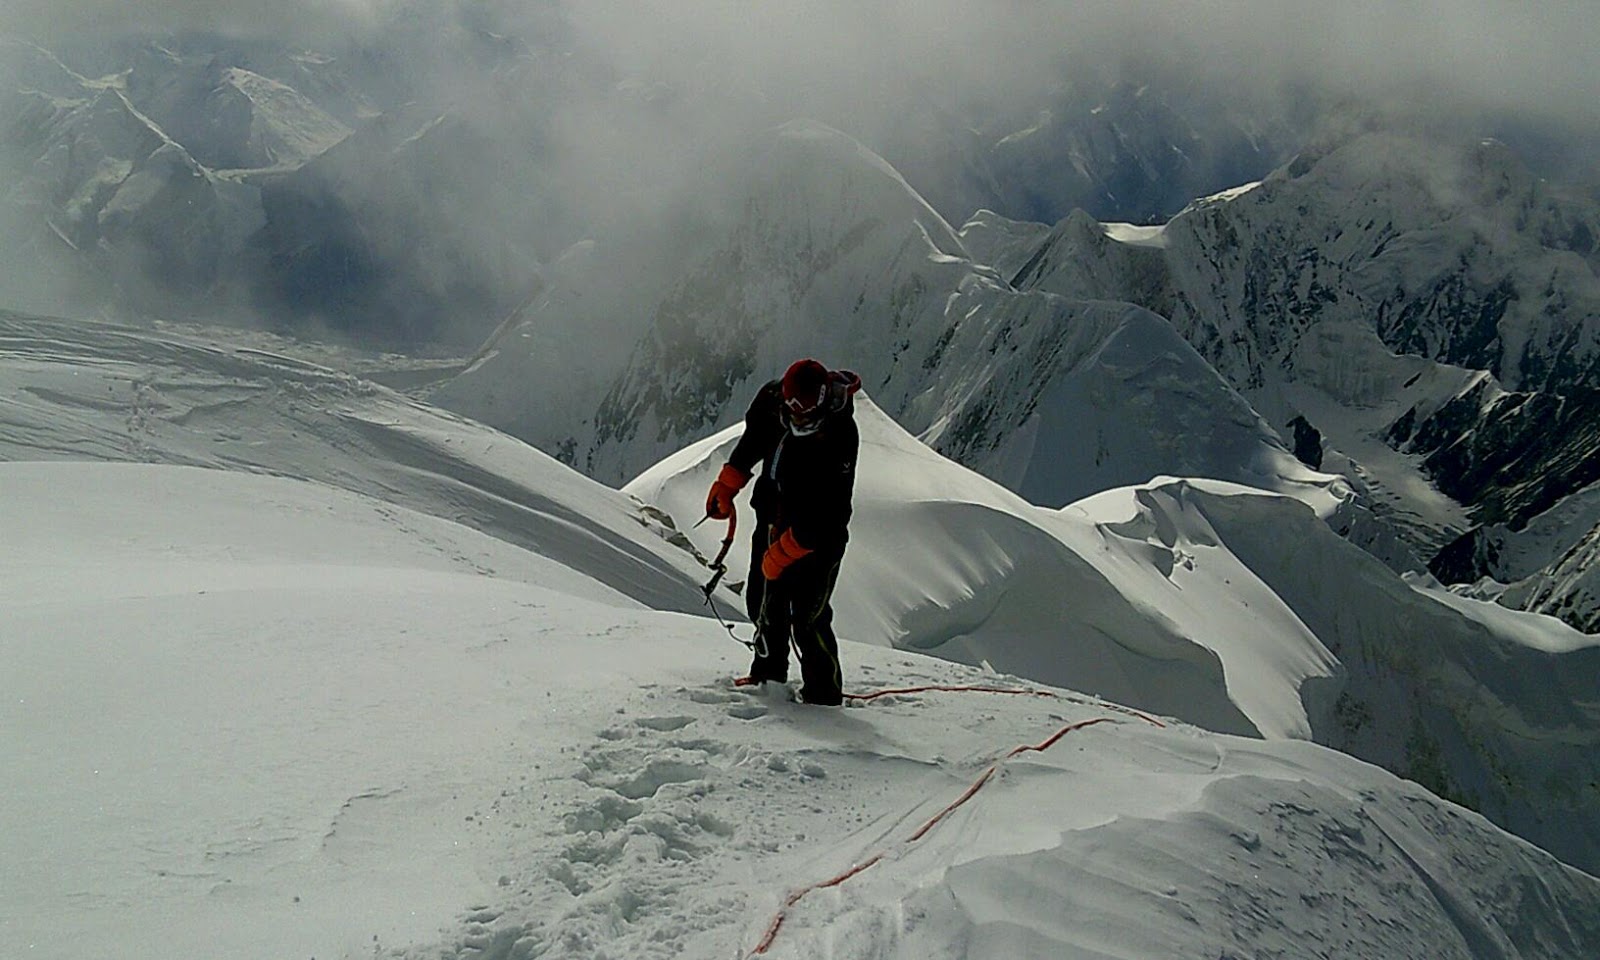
745,687,1165,956
906,716,1115,843
750,853,886,955
844,684,1058,703
844,683,1167,728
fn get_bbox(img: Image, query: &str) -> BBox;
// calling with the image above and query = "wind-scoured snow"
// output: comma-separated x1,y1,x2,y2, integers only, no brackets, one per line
6,458,1599,960
1411,573,1600,655
0,310,709,613
1101,220,1170,248
954,209,1052,278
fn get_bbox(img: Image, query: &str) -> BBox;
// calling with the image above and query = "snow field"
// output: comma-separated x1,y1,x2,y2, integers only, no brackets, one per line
9,460,1598,960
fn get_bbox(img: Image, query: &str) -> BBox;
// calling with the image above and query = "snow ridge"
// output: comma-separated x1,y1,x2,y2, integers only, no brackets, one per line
631,396,1600,874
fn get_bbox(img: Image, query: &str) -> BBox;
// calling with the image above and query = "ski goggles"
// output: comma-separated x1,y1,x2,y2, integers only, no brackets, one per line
784,387,826,433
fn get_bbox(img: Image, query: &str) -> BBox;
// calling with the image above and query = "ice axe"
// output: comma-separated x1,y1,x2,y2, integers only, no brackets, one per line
694,507,738,603
694,508,756,651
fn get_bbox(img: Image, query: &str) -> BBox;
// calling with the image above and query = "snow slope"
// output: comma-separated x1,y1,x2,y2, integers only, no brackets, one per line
6,459,1599,960
6,306,1597,874
630,396,1600,873
0,310,709,614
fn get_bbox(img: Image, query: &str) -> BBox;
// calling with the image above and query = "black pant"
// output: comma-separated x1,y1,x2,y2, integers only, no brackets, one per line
745,524,844,704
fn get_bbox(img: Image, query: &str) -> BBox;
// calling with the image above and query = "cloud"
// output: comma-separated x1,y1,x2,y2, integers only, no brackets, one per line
2,0,1595,336
0,1,390,47
6,0,1594,130
523,0,1600,229
1165,1,1598,125
556,0,1600,133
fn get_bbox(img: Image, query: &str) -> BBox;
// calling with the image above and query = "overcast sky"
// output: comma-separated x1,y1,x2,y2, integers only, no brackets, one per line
3,0,1596,132
0,1,386,47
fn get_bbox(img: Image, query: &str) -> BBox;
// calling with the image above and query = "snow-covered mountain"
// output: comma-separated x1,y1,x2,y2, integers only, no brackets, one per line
121,40,356,171
6,21,1600,954
247,92,1600,637
436,121,1328,518
5,312,1600,956
0,47,264,316
0,18,1322,346
0,34,376,322
1014,133,1600,394
975,74,1303,227
854,64,1311,229
429,121,1600,614
47,38,1577,612
0,32,540,341
1435,477,1600,633
1000,131,1600,618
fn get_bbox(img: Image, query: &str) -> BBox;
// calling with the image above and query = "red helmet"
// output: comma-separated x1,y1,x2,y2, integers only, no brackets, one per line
781,358,829,433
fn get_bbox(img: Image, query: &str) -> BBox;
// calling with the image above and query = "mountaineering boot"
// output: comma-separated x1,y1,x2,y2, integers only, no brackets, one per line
795,683,843,706
743,660,788,685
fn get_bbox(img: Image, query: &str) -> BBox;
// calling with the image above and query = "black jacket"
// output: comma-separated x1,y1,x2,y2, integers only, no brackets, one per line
727,371,861,556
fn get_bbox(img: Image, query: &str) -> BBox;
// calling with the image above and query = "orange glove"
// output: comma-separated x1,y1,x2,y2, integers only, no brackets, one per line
705,463,749,520
761,528,812,580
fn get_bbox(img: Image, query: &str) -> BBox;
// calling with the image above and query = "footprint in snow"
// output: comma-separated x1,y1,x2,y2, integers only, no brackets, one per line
611,755,712,800
686,687,742,705
634,715,696,732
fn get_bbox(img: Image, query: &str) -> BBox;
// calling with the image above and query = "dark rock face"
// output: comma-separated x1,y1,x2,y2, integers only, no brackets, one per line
1430,527,1500,585
1402,383,1600,530
1287,415,1324,470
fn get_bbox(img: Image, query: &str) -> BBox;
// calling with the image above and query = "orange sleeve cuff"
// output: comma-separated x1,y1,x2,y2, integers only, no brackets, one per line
717,463,750,491
774,528,810,560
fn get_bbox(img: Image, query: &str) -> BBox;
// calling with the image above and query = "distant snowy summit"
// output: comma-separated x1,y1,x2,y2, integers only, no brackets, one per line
1013,131,1600,396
